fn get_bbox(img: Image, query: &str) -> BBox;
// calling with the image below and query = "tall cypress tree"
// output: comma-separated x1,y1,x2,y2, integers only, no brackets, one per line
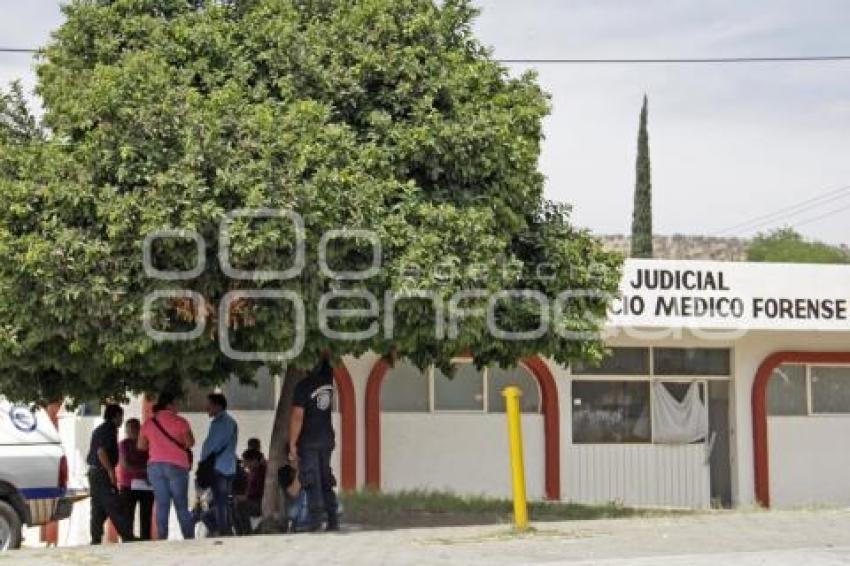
631,95,653,258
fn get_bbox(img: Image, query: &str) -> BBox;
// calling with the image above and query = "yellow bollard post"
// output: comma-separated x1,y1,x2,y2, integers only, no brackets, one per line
502,386,529,531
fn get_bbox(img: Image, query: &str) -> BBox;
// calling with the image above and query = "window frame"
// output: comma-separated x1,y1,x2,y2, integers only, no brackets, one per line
220,371,278,412
431,362,486,413
765,363,808,417
569,346,728,445
570,379,654,444
766,363,850,418
570,347,732,382
179,370,284,413
652,347,732,377
380,359,431,413
808,363,850,417
571,346,651,376
381,358,542,415
570,377,710,445
486,364,543,414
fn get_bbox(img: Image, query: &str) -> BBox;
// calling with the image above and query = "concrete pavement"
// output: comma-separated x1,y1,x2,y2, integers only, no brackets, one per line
9,508,850,565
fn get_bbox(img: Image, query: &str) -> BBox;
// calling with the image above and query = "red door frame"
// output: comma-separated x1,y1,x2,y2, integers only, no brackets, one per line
752,351,850,508
365,356,561,500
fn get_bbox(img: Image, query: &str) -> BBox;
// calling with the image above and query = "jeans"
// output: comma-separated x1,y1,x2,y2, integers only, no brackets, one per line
298,445,338,529
148,462,195,540
88,469,135,544
210,472,234,536
120,488,154,541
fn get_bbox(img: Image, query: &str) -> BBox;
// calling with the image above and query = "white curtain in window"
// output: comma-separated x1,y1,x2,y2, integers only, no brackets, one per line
652,381,708,444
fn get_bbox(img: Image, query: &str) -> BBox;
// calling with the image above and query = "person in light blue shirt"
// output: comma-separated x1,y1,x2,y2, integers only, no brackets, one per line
201,393,238,536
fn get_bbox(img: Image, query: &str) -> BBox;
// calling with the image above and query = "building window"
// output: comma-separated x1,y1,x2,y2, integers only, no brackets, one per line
766,364,850,417
653,348,731,376
572,381,652,443
380,360,541,414
811,366,850,414
221,366,277,411
487,366,540,413
381,360,429,412
177,367,278,413
180,382,211,413
570,345,730,445
75,399,103,417
434,363,484,411
766,364,807,416
571,347,650,375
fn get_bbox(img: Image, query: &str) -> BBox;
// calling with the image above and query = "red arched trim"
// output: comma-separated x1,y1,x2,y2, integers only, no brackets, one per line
333,365,357,492
365,358,389,490
522,357,561,501
753,351,850,508
365,356,561,500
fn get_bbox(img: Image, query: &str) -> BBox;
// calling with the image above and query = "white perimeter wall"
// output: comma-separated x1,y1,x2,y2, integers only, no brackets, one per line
380,413,545,500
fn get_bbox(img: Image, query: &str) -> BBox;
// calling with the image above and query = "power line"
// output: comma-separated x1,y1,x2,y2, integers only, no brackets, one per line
2,47,850,63
790,201,850,230
713,184,850,236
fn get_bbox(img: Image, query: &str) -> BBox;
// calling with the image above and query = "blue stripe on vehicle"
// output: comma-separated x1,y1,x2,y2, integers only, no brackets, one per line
19,487,66,500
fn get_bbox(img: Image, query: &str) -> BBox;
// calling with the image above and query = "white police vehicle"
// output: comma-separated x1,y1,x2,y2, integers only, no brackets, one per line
0,399,72,550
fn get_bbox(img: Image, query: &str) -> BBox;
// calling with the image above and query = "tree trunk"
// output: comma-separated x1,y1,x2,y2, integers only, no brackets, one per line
261,365,306,521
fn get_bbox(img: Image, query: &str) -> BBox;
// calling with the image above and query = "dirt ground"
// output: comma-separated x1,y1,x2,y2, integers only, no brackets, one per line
8,508,850,565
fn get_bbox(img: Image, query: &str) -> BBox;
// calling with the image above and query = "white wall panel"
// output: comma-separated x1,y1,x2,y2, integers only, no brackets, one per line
381,413,546,500
769,416,850,508
565,443,710,508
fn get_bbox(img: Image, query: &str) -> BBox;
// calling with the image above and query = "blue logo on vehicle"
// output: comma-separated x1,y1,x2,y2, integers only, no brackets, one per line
9,405,37,433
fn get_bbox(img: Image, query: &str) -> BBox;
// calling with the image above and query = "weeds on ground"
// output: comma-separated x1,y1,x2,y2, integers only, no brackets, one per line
340,489,693,529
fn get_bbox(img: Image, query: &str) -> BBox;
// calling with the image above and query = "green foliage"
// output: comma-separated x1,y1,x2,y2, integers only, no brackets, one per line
630,95,652,258
0,0,621,403
747,228,849,264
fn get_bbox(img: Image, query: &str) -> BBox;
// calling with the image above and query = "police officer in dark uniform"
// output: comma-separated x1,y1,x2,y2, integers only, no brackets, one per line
289,357,339,531
87,404,135,544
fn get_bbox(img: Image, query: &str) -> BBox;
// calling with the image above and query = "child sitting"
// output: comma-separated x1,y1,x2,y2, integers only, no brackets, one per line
278,462,310,533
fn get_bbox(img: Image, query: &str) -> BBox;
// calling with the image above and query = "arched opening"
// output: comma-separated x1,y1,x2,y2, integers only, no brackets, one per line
366,356,560,500
753,351,850,507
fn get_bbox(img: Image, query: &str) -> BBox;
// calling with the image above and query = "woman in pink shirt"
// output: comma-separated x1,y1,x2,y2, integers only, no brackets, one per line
138,392,195,539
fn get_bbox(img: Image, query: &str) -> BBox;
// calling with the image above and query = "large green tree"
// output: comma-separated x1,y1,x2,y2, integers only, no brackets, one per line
0,0,621,516
747,228,849,264
630,95,652,258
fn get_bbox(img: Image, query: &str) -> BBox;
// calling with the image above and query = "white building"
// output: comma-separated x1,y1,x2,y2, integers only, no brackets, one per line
45,258,850,545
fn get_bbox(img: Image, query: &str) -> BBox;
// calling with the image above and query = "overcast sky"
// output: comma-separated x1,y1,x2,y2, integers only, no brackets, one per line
1,0,849,244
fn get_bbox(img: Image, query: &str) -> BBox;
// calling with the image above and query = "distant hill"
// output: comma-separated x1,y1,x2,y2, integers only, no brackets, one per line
599,234,849,263
599,235,750,261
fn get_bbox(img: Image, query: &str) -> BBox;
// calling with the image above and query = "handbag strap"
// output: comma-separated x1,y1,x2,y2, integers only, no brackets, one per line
151,415,188,452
